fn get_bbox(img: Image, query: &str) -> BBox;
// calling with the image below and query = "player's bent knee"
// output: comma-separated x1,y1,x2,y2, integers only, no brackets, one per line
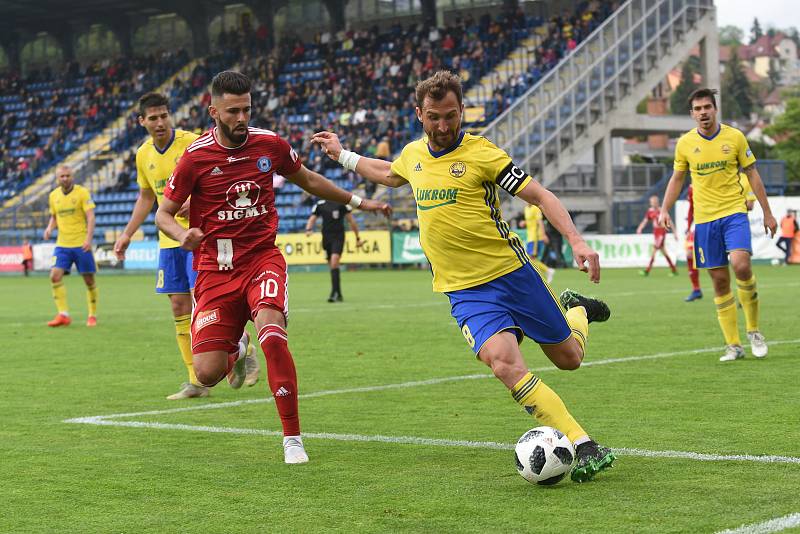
542,341,582,371
553,352,582,371
192,351,229,386
194,366,226,387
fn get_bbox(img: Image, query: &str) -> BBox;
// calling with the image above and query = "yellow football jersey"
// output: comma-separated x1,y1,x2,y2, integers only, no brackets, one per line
390,131,532,292
524,204,543,242
136,129,199,248
674,124,756,224
49,185,95,248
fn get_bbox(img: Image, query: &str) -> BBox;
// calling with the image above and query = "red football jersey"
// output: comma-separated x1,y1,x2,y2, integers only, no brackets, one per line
646,207,666,235
165,127,302,271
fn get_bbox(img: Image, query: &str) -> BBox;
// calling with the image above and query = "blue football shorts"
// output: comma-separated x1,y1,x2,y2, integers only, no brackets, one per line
694,212,752,269
156,247,197,294
446,262,571,355
52,246,96,274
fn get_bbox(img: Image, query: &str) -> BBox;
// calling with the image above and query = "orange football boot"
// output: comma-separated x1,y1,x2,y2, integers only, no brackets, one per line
47,314,72,327
86,316,97,327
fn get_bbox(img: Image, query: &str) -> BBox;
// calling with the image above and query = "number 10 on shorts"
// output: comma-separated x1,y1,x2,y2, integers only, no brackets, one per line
260,278,278,299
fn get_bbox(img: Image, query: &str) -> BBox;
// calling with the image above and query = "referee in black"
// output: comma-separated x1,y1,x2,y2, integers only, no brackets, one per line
305,199,363,302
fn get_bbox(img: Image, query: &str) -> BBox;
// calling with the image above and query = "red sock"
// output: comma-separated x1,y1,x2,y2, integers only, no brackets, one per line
258,324,300,436
688,256,700,290
646,252,656,272
664,251,676,272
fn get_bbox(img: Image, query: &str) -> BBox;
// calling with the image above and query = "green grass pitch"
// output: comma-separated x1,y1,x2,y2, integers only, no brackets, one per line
1,265,799,533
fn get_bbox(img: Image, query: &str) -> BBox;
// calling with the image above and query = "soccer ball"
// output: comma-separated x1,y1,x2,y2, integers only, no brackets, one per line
514,426,575,485
771,258,781,266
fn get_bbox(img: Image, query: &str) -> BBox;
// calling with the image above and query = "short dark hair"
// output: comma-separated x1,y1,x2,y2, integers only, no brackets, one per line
415,70,463,108
688,88,718,110
211,70,251,97
138,92,169,117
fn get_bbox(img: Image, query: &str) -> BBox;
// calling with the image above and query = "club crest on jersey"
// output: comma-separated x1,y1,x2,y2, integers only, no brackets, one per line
226,180,261,209
219,180,268,221
720,144,731,155
257,156,272,172
449,161,466,178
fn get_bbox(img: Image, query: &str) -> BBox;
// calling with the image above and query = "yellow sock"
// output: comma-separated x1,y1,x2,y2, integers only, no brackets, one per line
174,314,198,385
86,284,98,317
52,281,68,314
565,306,588,356
714,292,741,346
736,275,759,333
511,372,588,443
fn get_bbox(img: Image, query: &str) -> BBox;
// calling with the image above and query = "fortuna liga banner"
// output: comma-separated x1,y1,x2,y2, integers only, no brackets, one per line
277,230,391,265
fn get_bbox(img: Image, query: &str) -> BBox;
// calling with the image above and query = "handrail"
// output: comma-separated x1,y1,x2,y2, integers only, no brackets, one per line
482,0,714,176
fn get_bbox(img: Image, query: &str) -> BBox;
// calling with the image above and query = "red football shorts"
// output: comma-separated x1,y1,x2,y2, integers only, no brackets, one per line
191,248,288,353
653,229,666,249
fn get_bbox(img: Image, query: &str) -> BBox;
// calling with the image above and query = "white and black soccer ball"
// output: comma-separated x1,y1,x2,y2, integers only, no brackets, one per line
514,426,575,485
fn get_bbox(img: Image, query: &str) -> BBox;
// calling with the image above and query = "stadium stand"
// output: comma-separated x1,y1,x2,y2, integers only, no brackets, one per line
91,4,582,239
0,51,192,201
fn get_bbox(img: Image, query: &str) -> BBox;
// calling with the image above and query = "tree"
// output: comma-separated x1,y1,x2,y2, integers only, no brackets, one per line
750,18,763,44
789,27,800,50
765,97,800,181
670,61,698,115
719,25,744,47
721,47,753,120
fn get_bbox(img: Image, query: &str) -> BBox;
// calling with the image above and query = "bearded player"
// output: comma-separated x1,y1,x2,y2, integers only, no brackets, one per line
156,71,390,463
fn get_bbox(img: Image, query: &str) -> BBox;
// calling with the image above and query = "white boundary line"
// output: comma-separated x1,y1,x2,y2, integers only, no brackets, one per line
715,513,800,534
61,418,800,466
62,338,800,467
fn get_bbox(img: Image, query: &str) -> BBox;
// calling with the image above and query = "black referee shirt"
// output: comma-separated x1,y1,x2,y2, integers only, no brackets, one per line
312,200,352,236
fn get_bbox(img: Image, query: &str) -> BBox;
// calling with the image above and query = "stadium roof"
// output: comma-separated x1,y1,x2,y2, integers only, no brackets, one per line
0,0,232,33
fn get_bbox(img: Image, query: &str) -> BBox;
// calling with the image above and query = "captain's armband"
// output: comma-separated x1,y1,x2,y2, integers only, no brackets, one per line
495,162,529,195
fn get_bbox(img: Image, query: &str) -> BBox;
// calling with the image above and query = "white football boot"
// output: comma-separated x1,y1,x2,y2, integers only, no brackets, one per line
719,344,745,362
747,331,768,358
283,436,309,464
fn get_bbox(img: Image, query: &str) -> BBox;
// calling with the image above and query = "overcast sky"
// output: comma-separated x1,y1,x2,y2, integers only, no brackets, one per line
716,0,799,34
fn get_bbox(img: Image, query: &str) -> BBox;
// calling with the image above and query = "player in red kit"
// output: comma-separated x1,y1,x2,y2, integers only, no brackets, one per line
684,185,703,301
156,71,391,464
636,195,678,276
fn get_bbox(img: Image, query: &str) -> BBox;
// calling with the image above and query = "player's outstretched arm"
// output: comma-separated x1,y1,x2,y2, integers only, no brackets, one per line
311,131,408,188
658,170,686,231
742,164,778,236
114,188,156,260
287,165,392,217
156,197,203,250
517,181,600,283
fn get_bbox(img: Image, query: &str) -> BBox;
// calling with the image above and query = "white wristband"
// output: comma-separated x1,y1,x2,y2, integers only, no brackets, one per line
348,194,363,209
338,149,362,172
